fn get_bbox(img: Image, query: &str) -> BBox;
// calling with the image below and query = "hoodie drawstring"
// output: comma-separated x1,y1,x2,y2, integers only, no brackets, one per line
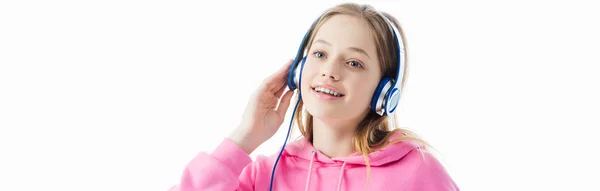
304,150,316,191
336,161,347,191
304,150,348,191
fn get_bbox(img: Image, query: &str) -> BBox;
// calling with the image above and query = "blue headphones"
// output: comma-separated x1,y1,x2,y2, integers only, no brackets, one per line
286,15,406,117
269,13,405,191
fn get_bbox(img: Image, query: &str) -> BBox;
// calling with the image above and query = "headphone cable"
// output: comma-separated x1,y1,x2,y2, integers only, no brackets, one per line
268,94,301,191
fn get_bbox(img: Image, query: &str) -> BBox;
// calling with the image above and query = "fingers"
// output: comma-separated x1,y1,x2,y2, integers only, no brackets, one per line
276,90,295,116
264,59,294,92
274,82,287,98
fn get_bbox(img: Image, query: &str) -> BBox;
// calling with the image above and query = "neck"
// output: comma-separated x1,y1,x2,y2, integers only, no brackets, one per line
311,116,361,158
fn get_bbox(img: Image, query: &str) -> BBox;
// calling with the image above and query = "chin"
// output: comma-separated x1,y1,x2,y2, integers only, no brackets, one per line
304,101,367,122
305,106,346,119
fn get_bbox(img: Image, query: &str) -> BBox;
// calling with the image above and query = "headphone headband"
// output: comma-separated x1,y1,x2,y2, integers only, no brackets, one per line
378,14,406,116
287,18,320,92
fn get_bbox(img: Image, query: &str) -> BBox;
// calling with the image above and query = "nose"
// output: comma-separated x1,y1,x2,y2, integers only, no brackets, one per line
320,59,341,81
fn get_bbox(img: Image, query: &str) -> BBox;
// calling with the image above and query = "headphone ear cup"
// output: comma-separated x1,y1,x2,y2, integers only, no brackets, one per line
296,57,307,94
385,87,401,115
287,56,307,91
370,77,393,115
287,58,300,90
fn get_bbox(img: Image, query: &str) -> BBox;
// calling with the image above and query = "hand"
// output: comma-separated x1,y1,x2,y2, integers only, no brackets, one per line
228,59,296,154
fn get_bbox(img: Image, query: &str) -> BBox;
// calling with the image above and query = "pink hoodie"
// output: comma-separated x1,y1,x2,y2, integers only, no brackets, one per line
168,133,459,191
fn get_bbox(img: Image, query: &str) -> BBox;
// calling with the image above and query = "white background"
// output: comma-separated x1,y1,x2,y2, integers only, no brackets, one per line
1,0,599,190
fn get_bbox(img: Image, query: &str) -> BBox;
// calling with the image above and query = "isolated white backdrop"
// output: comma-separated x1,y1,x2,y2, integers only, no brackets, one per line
1,0,599,190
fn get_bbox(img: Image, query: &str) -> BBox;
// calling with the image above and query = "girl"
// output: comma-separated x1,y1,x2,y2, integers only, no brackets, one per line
170,3,459,191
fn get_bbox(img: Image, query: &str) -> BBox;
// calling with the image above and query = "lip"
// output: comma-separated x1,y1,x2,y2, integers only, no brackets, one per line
311,83,345,96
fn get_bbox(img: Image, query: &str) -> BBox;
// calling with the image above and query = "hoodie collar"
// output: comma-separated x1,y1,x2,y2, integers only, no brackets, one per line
281,132,420,166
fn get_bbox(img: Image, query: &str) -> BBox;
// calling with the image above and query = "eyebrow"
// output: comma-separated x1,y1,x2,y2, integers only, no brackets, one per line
313,39,371,59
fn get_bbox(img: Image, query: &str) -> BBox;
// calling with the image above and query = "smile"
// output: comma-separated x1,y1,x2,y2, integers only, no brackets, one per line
312,86,344,97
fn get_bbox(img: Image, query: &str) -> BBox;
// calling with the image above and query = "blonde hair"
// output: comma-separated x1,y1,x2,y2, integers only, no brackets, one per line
291,2,432,188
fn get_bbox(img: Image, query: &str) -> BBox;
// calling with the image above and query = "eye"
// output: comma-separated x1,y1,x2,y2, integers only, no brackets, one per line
313,51,326,59
348,60,363,68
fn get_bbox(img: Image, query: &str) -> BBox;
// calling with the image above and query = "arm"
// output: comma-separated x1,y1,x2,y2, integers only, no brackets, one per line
168,138,257,191
168,59,295,191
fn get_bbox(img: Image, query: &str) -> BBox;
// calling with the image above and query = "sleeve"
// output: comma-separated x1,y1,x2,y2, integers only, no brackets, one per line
405,150,461,191
167,138,258,191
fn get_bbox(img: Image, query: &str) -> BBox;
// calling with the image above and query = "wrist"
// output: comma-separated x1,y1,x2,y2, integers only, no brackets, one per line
227,128,259,155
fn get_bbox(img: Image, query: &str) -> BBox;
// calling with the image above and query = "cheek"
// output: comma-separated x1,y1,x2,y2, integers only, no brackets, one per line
349,77,379,102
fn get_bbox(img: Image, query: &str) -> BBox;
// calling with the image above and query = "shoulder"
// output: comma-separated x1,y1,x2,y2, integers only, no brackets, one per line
245,138,312,175
402,148,460,191
403,148,446,172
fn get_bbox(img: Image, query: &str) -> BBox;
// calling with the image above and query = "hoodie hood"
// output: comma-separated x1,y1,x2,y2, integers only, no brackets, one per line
275,132,423,191
280,132,420,166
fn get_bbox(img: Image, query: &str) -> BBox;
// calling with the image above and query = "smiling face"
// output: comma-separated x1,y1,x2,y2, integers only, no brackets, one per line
300,14,383,123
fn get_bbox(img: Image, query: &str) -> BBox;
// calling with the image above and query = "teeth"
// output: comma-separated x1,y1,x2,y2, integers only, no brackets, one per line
314,87,342,97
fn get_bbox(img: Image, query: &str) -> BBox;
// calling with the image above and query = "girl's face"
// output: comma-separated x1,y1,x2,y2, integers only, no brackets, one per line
300,14,382,124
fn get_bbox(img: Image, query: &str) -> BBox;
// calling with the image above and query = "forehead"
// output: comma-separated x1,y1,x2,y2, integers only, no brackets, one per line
312,14,377,54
